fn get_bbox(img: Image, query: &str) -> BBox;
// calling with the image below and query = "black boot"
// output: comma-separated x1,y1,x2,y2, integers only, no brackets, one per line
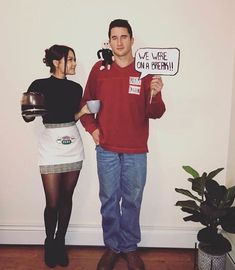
44,237,57,268
55,237,69,267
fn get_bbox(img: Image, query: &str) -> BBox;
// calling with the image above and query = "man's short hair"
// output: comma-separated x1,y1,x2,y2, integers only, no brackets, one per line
108,19,133,38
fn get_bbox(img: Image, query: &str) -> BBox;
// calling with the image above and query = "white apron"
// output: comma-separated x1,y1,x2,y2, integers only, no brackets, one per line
38,122,84,166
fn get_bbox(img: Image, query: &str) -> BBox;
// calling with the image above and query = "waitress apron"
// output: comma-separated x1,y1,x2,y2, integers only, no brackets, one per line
38,122,84,174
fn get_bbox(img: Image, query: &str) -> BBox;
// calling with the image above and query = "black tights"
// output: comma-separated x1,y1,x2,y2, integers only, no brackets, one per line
41,170,80,240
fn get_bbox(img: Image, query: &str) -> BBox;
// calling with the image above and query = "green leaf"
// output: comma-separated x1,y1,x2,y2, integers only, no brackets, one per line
200,204,229,219
182,166,199,178
198,227,218,243
175,188,202,202
175,200,200,211
221,207,235,233
188,174,206,196
182,209,209,226
207,168,224,179
198,228,232,254
225,186,235,204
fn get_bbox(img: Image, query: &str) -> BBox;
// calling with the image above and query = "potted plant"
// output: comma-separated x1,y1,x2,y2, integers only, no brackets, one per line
175,166,235,270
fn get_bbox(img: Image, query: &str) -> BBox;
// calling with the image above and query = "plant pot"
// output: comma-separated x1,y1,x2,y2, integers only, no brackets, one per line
198,244,226,270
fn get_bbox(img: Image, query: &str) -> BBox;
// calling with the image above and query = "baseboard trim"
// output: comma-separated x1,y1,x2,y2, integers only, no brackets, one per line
224,232,235,270
226,253,235,270
0,223,199,248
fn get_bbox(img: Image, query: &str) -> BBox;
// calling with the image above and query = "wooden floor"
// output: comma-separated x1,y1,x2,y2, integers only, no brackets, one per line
0,245,198,270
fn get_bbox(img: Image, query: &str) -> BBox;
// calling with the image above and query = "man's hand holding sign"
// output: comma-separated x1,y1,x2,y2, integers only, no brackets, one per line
149,75,164,104
135,48,180,103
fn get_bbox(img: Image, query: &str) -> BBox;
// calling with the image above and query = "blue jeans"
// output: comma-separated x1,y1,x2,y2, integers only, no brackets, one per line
96,145,147,253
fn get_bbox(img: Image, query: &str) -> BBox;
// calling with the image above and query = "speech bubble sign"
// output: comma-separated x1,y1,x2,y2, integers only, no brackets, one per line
135,47,180,79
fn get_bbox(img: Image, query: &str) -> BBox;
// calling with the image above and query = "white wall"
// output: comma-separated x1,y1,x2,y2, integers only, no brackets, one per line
0,0,235,248
226,52,235,260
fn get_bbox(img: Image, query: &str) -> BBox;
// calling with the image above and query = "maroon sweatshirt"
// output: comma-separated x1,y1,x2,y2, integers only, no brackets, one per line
80,60,166,154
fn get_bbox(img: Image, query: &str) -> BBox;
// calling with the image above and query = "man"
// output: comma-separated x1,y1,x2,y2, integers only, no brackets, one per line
80,19,166,270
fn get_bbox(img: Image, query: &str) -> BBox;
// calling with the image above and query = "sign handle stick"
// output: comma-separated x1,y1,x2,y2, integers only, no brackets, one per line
150,90,153,104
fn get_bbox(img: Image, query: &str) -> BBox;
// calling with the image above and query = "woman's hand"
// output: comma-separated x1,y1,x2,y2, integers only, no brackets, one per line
74,104,91,120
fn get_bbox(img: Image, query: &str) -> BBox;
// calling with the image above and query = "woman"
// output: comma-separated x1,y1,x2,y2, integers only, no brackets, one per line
22,45,84,268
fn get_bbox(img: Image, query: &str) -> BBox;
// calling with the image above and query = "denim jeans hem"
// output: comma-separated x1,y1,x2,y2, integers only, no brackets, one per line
121,247,138,253
105,245,121,254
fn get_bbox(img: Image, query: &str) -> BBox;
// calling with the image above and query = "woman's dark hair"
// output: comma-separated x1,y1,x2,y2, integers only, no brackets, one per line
43,44,75,73
108,19,133,39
